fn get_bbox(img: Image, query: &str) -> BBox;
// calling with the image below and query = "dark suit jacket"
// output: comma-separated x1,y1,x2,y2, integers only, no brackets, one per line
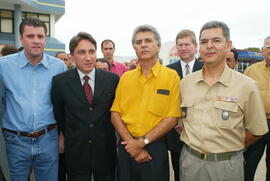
0,77,11,181
167,58,203,79
51,68,119,174
166,59,203,151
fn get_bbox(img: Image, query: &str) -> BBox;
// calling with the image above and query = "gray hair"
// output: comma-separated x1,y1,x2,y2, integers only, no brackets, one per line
199,21,230,41
264,36,270,46
131,25,161,47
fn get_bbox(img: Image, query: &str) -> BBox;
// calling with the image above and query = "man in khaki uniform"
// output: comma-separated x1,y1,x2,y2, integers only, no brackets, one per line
244,35,270,181
179,21,268,181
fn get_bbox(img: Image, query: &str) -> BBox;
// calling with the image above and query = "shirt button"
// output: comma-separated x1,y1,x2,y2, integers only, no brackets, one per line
89,107,93,111
89,124,93,128
89,140,92,144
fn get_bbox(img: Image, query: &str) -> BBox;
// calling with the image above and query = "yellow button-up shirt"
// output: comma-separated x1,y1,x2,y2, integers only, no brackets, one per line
244,60,270,119
111,61,181,137
180,65,268,153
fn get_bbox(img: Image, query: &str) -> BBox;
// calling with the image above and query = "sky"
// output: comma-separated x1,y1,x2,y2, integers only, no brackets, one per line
55,0,270,58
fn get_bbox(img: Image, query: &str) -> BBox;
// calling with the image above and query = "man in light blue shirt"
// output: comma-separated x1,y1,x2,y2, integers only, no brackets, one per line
0,18,66,181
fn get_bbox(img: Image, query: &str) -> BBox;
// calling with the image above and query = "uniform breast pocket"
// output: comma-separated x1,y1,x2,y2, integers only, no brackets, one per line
214,100,241,129
148,93,170,117
181,99,195,123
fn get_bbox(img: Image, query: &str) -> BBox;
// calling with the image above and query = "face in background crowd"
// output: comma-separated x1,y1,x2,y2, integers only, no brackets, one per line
262,38,270,64
176,36,197,63
101,41,115,62
20,25,46,62
133,31,160,62
226,51,237,69
56,52,73,68
71,39,96,74
96,61,109,71
199,28,232,66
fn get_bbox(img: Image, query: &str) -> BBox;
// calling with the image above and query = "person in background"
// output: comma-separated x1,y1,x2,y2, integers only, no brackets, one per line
226,48,238,70
0,44,18,57
244,35,270,181
166,29,203,181
96,58,110,71
56,51,74,69
101,39,128,76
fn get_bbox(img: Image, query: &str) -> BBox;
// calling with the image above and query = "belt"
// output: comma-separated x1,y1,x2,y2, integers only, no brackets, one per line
3,124,57,138
185,145,239,161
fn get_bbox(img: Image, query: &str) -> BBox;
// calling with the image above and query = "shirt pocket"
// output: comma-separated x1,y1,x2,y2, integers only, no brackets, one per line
148,93,170,117
214,100,240,129
180,99,195,123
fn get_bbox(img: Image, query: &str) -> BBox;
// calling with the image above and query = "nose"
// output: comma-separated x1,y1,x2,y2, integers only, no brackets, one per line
206,40,213,48
33,35,40,44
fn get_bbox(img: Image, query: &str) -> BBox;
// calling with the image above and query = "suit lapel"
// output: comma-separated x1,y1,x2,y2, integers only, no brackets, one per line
67,69,89,105
178,61,183,79
93,69,105,105
192,59,202,72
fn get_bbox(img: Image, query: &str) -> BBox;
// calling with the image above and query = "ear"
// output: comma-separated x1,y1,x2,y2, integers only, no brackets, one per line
227,40,232,51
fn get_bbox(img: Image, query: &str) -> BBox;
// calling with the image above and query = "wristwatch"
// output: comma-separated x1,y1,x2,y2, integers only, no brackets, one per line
142,136,149,145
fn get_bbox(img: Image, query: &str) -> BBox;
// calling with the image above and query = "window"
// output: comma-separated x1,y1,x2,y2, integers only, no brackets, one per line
0,9,14,33
22,12,50,36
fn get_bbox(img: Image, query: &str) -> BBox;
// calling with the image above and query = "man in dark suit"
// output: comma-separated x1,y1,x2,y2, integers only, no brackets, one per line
166,29,203,181
0,77,10,181
51,32,119,181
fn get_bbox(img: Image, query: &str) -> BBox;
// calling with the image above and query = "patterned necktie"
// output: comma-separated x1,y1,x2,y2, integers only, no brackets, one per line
83,75,93,104
185,64,190,76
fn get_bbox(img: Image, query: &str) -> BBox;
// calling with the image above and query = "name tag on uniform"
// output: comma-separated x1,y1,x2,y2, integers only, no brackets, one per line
157,89,170,95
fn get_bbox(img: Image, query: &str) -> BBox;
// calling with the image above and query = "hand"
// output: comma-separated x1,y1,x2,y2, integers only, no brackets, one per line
134,149,152,163
121,138,145,157
175,124,184,135
59,132,65,154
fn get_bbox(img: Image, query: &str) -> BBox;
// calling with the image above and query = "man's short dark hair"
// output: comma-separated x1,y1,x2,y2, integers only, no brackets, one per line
69,32,97,54
55,51,67,58
96,58,110,70
132,24,161,47
19,18,47,36
199,21,230,41
1,44,18,56
231,48,238,61
101,39,115,49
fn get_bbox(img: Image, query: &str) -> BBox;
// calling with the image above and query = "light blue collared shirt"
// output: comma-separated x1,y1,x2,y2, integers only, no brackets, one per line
0,51,66,132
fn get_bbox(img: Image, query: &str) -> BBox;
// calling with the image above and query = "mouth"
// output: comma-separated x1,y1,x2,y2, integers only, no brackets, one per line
205,52,216,57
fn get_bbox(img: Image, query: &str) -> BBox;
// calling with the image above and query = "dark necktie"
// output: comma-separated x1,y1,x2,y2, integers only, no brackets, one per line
83,75,93,104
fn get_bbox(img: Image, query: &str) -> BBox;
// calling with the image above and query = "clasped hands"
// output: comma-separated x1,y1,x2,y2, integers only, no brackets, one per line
121,138,152,163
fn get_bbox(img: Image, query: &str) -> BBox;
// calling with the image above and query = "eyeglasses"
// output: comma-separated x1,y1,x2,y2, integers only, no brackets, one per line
264,45,270,49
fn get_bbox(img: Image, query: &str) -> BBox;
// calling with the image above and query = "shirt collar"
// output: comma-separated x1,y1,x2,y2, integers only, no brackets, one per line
77,68,96,81
180,58,196,69
19,51,49,69
195,64,231,87
137,60,160,78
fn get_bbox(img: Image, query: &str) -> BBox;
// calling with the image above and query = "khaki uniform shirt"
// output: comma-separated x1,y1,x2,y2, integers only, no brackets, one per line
180,65,268,153
244,60,270,119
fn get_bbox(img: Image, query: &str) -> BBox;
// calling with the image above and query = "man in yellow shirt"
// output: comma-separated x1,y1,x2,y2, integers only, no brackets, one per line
244,35,270,181
111,25,181,181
